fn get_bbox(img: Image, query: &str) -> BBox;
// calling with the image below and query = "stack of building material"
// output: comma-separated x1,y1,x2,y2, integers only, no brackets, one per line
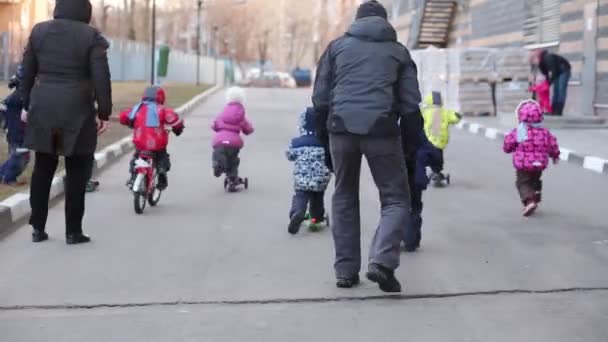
445,48,495,115
447,48,496,82
495,81,530,115
447,81,494,116
493,48,531,114
494,48,530,82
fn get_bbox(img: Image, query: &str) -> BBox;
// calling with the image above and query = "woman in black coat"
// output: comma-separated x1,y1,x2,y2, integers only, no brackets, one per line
20,0,112,244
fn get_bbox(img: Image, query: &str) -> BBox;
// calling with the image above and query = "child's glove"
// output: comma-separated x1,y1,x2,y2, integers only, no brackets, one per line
173,125,184,136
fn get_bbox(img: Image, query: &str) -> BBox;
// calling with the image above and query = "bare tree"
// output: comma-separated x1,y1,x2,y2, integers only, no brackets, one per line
143,0,151,42
257,28,270,72
284,2,314,69
123,0,136,40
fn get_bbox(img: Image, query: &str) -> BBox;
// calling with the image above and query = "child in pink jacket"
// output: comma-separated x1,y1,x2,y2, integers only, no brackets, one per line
503,100,560,217
211,87,254,185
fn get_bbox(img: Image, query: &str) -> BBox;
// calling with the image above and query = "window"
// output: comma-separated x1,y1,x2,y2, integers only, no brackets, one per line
523,0,560,46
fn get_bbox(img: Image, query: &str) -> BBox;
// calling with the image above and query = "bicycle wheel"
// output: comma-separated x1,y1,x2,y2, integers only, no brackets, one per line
134,192,146,214
148,174,162,206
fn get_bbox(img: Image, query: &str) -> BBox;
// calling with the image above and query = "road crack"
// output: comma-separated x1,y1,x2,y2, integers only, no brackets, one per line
2,287,607,311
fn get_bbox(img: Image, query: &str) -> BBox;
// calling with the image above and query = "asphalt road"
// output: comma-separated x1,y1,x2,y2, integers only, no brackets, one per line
1,88,607,341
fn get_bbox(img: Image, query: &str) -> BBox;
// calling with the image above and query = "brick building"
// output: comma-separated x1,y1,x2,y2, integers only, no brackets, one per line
0,0,49,78
381,0,608,117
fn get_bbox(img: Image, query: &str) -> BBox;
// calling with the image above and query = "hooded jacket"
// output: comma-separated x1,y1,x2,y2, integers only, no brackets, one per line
538,50,571,84
20,0,112,156
421,94,461,150
211,102,254,148
119,87,184,152
503,100,560,172
312,16,421,137
286,108,332,193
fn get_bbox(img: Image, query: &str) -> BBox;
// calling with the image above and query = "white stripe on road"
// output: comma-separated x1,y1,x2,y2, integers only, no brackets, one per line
559,148,573,162
484,128,498,140
468,123,481,134
583,156,608,173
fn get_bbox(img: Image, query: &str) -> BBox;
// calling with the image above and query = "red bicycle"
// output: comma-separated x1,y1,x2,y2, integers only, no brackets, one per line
131,151,162,214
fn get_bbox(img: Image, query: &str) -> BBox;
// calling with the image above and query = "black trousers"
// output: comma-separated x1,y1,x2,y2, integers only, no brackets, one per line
516,170,543,204
430,148,444,174
290,190,325,221
404,157,423,248
212,146,240,180
29,152,92,235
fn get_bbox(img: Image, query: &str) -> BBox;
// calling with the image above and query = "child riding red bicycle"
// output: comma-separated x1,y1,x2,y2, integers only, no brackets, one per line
120,86,184,190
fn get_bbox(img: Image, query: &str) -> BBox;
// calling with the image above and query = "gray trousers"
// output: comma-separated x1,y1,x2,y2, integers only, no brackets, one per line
329,134,411,278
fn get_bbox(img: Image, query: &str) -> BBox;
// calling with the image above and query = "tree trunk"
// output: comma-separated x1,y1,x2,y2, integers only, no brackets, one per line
144,0,151,42
126,0,136,40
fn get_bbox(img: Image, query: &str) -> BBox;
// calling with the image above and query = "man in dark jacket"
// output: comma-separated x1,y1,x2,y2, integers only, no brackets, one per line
532,50,571,116
312,0,421,293
20,0,112,244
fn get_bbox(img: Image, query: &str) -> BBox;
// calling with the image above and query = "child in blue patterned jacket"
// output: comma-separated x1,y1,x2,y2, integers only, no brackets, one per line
286,107,332,235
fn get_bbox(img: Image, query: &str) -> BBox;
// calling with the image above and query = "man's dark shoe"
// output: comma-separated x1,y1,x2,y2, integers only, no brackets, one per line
288,211,306,235
366,263,402,293
336,274,360,288
32,230,49,243
404,244,419,253
66,234,91,245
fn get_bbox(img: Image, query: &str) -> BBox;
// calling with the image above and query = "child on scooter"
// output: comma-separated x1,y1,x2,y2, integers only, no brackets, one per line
503,100,560,217
286,107,332,234
421,91,461,185
120,86,184,190
211,87,254,191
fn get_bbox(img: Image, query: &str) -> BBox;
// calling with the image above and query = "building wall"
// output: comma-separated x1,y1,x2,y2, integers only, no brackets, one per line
596,1,608,116
392,0,606,116
0,0,49,68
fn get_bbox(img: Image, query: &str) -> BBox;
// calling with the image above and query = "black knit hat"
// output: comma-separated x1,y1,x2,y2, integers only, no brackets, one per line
356,0,388,20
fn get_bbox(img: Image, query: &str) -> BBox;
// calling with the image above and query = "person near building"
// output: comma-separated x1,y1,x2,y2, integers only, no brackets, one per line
20,0,112,244
531,50,571,116
312,0,421,293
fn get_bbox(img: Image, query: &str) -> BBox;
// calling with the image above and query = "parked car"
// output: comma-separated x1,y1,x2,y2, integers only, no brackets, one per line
291,68,312,87
247,72,282,88
277,72,297,88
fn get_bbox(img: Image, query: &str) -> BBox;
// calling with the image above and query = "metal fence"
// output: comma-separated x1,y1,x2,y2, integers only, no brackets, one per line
107,38,226,85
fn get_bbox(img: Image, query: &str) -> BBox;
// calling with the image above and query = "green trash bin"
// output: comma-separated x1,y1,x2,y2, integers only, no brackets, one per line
157,45,170,78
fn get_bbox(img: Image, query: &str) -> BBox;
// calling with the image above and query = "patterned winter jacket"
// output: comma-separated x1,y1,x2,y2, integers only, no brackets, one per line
503,100,560,172
286,110,332,192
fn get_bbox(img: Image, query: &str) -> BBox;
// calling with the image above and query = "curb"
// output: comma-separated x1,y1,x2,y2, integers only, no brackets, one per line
455,120,608,175
0,85,222,232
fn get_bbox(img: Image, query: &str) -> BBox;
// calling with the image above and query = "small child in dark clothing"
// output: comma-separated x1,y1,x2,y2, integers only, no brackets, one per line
401,110,443,252
0,66,30,184
286,107,332,234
